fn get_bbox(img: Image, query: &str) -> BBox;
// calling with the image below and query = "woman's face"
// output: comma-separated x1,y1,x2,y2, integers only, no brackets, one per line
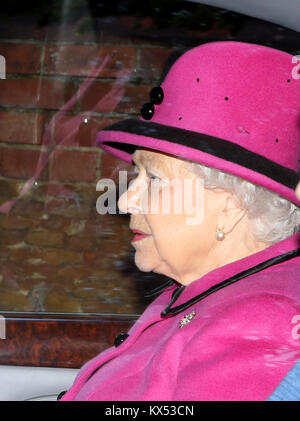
118,149,225,285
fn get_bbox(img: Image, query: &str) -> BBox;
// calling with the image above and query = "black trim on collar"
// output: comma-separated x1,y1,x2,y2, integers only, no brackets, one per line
102,119,299,189
160,248,300,317
144,279,175,298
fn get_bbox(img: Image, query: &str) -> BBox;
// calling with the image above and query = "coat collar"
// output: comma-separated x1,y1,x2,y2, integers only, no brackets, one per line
161,232,300,317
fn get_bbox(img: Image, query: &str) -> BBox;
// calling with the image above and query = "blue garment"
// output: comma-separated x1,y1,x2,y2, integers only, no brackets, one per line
268,359,300,401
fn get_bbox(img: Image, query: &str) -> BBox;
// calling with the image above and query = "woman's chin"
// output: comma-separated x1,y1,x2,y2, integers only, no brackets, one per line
134,254,156,272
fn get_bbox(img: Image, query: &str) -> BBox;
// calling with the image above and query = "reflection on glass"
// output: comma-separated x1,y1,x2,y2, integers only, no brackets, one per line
0,0,299,313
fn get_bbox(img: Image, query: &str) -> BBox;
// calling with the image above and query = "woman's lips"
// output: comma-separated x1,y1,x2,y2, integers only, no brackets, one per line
131,229,151,242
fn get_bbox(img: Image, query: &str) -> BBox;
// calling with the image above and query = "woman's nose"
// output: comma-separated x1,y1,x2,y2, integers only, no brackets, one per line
118,179,145,215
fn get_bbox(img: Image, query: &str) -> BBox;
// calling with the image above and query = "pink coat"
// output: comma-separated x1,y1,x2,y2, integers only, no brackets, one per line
60,233,300,401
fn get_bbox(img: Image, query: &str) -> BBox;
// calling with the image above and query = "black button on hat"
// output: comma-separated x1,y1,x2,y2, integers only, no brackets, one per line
150,86,164,104
141,102,155,120
114,332,129,347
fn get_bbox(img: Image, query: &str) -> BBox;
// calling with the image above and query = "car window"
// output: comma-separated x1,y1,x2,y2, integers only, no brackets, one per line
1,0,300,316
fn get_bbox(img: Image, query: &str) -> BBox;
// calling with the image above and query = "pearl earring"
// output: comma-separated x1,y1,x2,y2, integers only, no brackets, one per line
216,228,225,241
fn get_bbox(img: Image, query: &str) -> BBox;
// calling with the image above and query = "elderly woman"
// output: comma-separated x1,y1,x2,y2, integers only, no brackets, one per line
60,41,300,401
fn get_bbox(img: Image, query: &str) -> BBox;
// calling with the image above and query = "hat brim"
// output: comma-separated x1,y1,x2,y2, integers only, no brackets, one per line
96,119,300,207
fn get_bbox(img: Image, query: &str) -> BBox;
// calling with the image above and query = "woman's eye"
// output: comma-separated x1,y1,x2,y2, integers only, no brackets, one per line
129,166,163,186
147,173,160,182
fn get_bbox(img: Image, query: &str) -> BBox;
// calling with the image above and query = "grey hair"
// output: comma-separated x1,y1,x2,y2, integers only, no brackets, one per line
183,160,300,244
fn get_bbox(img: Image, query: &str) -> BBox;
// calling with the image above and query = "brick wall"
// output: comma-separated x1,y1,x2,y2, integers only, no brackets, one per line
0,13,185,314
0,6,299,314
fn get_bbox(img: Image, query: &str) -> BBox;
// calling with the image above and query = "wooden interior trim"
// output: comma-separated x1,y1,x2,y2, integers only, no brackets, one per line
0,312,138,368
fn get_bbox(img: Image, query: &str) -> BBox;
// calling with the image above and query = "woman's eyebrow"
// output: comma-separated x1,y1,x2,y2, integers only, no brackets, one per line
134,153,166,175
145,163,168,179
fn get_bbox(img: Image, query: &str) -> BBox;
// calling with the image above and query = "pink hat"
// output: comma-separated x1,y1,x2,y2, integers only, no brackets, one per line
96,41,300,206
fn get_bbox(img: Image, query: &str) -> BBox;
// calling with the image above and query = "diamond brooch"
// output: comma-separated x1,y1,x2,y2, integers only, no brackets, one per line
179,311,196,328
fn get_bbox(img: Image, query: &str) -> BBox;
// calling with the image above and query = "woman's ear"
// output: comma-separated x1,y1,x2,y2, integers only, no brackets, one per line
217,191,246,235
295,182,300,200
